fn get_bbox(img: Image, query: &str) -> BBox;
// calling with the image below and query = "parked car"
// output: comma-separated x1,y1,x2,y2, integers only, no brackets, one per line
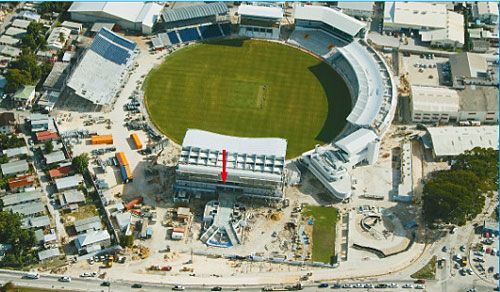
402,283,413,288
415,284,426,289
101,281,111,287
59,276,71,282
172,285,185,291
132,283,143,288
318,283,328,288
211,287,222,291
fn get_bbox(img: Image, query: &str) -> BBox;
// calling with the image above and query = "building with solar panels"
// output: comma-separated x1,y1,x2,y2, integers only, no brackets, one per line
174,129,287,201
63,28,137,110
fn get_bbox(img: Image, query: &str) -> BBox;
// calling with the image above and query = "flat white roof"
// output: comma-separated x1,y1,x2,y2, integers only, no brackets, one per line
238,4,283,19
419,11,464,44
182,129,287,158
384,2,448,29
476,2,499,17
411,86,460,113
427,125,498,157
294,4,366,37
337,2,374,13
335,128,378,156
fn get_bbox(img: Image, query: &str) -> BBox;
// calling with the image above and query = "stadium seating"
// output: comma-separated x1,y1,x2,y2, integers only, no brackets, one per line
288,29,338,57
199,24,223,39
178,27,201,43
219,23,231,36
99,28,136,50
167,31,180,44
90,34,133,65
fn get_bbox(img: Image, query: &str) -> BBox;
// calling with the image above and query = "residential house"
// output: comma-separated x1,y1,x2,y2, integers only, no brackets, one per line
12,85,36,107
74,230,110,253
1,159,29,176
54,174,83,191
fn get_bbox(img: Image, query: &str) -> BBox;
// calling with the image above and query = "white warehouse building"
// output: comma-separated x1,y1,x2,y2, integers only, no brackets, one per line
383,2,464,48
68,2,163,34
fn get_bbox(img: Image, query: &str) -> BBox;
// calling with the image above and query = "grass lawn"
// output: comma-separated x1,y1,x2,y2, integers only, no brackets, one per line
145,39,352,158
411,256,436,280
63,204,98,223
302,205,338,263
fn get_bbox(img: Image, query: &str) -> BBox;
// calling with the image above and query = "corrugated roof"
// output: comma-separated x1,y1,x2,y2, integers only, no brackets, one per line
61,190,85,205
427,125,498,157
38,248,60,261
5,201,45,216
43,62,69,90
23,215,50,229
74,215,101,233
1,190,43,206
162,2,228,23
54,174,83,191
411,85,460,113
1,159,29,175
48,166,73,179
2,146,28,158
44,150,66,164
76,230,110,248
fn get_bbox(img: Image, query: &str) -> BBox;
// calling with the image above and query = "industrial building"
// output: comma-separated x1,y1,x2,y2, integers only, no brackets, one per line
410,85,460,123
423,125,498,159
394,141,413,202
336,2,374,19
68,2,163,34
472,2,499,24
449,52,497,87
64,28,137,109
174,129,287,201
383,2,464,48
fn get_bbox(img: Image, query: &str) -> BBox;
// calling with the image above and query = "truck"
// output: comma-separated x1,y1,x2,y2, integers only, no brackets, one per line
91,135,113,145
130,133,143,149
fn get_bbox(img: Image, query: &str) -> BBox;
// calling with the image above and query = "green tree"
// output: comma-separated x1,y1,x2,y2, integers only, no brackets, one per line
72,153,89,174
44,141,54,153
4,69,32,93
0,212,36,268
0,281,16,292
452,147,498,191
0,154,8,164
11,51,42,81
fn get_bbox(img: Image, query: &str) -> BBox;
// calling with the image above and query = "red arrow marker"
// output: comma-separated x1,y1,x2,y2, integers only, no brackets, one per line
221,149,227,183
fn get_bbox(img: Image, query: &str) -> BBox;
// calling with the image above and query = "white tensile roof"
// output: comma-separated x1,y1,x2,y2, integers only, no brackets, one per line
294,4,366,37
427,126,498,157
411,85,460,113
182,129,287,158
238,4,283,19
335,128,378,156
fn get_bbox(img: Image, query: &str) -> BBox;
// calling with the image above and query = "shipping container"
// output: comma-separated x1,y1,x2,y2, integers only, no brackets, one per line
115,152,129,166
119,165,129,183
124,164,134,181
130,133,142,149
91,135,113,145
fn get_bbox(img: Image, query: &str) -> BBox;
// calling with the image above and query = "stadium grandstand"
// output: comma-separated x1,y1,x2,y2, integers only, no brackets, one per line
237,4,284,40
63,28,137,110
174,129,287,201
161,2,228,30
68,2,163,34
293,4,366,42
287,5,396,200
151,3,231,49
